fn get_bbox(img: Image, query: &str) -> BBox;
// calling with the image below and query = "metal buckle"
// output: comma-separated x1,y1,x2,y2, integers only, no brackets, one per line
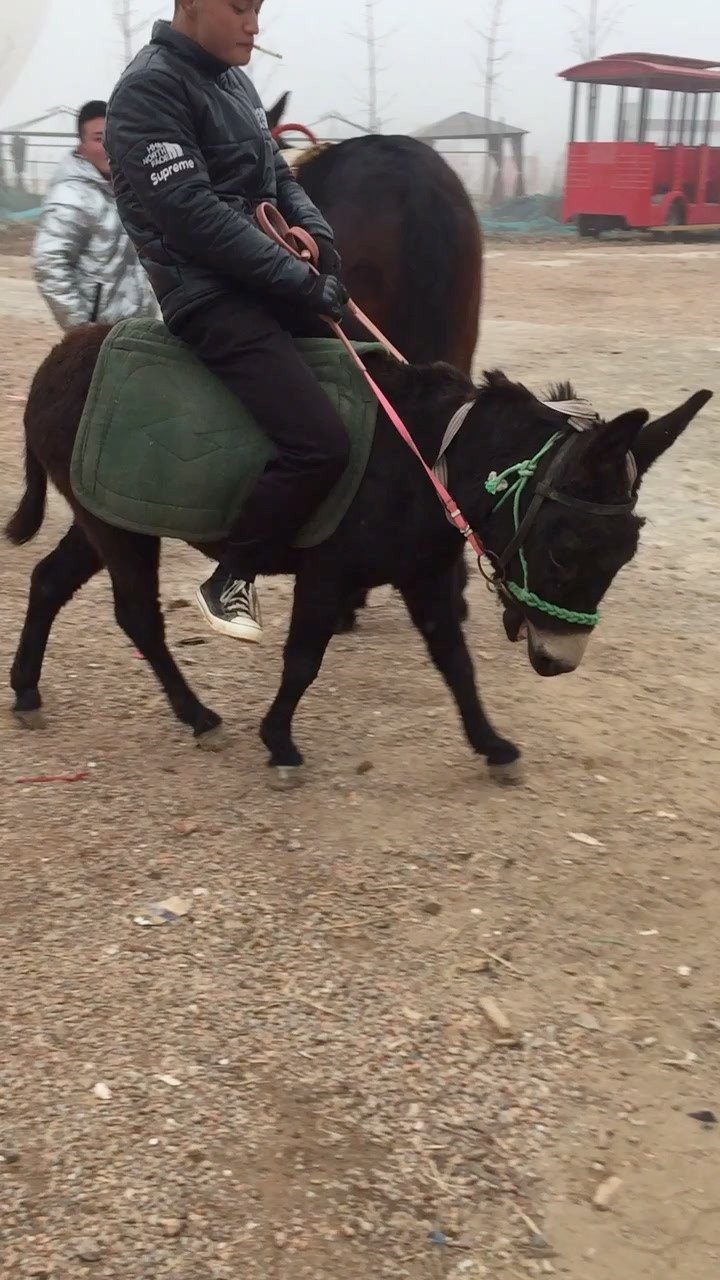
477,549,503,585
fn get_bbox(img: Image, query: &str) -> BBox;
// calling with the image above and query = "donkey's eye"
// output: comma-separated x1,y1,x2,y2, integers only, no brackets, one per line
549,549,574,576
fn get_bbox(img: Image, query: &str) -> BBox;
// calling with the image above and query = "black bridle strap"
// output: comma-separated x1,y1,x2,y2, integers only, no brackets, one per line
494,434,576,573
535,482,638,517
494,490,544,574
494,433,638,575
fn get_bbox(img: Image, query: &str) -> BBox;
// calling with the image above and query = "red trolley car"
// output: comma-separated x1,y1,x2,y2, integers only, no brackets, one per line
559,52,720,235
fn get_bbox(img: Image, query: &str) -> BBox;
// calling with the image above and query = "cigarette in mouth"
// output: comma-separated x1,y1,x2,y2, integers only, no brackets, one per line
255,44,283,59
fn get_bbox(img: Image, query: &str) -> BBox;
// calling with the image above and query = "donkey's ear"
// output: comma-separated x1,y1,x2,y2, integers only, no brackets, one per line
582,408,649,469
266,91,290,133
632,390,713,478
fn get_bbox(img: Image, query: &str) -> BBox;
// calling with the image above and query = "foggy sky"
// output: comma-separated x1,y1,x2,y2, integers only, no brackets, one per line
3,0,720,171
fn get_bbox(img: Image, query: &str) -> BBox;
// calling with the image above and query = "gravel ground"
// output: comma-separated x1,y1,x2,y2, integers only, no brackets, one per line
1,241,719,1280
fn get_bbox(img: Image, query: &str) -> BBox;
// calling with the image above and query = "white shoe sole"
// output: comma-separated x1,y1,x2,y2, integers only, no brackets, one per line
195,587,263,644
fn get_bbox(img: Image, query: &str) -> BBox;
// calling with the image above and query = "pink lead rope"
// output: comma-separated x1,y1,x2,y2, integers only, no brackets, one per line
255,203,484,559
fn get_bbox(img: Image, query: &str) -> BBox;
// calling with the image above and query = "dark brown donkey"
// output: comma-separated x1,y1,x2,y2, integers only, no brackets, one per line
267,96,483,628
267,95,483,374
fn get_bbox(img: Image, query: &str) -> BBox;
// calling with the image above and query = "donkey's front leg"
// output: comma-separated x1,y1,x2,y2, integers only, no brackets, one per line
260,568,342,786
400,569,521,778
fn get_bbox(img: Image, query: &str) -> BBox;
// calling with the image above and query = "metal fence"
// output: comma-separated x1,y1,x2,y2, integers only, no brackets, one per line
0,130,75,207
0,128,543,225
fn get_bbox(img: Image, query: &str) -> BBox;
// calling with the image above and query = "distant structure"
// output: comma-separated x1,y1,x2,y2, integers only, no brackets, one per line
309,112,372,140
414,110,527,205
0,107,77,197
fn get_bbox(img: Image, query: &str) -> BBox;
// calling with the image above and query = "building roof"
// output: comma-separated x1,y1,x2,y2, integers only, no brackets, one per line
559,53,720,93
415,111,526,141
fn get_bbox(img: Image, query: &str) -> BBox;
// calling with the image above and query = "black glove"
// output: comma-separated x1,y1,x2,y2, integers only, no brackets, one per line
314,234,342,277
303,273,349,322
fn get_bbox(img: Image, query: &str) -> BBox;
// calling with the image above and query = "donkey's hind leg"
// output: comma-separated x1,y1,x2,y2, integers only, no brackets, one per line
334,587,368,635
102,528,226,749
11,523,102,728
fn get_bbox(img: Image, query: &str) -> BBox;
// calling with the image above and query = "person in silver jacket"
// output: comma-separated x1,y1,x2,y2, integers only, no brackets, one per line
33,100,158,330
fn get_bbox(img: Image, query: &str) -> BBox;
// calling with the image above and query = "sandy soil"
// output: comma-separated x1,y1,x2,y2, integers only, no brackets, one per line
1,241,719,1280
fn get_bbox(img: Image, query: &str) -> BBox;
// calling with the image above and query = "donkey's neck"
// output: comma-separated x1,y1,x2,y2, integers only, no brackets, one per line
371,356,476,465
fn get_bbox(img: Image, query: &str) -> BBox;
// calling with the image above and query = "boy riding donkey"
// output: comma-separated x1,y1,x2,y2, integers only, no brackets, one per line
106,0,349,642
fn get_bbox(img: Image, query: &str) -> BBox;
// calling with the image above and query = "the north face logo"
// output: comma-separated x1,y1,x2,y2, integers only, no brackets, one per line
143,142,185,167
254,107,269,132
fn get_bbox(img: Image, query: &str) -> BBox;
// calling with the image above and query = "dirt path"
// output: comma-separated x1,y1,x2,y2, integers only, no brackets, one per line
1,243,719,1280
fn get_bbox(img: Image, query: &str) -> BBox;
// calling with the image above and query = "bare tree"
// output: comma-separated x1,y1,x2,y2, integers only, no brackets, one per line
363,0,380,132
472,0,509,199
349,0,394,133
568,0,627,61
113,1,165,70
475,0,507,128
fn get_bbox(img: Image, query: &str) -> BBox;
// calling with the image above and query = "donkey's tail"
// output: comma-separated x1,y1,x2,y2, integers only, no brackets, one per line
5,444,47,545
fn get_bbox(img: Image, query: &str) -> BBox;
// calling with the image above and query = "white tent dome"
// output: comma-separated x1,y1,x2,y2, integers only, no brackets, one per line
0,0,53,109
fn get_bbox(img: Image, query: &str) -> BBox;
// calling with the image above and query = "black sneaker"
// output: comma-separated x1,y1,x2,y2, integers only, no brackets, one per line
195,572,262,643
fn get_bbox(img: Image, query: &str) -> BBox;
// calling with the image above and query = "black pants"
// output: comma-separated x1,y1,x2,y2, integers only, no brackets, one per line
171,293,350,580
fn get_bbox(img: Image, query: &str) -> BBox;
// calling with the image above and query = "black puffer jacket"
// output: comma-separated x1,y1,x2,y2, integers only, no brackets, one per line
105,21,333,325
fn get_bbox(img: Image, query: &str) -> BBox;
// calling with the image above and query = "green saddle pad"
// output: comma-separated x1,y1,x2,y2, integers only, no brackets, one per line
70,318,383,546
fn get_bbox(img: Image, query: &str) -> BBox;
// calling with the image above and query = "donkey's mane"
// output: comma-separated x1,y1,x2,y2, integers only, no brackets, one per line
545,380,581,404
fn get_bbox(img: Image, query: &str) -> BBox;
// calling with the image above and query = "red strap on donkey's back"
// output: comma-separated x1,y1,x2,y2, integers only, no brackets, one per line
255,203,484,558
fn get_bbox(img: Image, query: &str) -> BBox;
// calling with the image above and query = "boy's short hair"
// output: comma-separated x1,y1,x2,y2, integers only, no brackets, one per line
77,100,108,138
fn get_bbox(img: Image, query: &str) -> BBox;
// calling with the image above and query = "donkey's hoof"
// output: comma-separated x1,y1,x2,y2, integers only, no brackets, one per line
488,759,524,786
14,707,47,731
269,765,305,792
196,724,230,753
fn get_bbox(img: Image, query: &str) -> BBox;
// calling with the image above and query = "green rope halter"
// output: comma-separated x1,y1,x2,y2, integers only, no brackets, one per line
484,435,600,629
